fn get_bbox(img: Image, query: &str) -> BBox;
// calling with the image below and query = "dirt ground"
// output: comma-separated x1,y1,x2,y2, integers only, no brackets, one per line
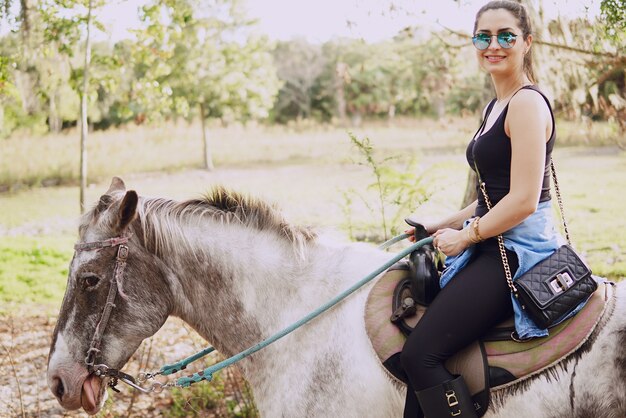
0,166,363,418
0,313,255,418
4,149,624,417
0,165,395,418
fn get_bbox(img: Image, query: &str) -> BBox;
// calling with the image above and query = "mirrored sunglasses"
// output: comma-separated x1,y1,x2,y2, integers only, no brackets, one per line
472,32,518,50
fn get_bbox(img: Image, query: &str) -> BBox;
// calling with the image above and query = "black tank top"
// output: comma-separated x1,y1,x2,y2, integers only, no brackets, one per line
466,85,556,217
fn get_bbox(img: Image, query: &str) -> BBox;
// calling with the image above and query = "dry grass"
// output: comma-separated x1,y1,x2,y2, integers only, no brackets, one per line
0,117,624,418
0,117,486,191
2,117,620,192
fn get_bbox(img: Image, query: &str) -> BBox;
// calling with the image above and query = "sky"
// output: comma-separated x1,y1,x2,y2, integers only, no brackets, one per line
0,0,601,42
92,0,602,43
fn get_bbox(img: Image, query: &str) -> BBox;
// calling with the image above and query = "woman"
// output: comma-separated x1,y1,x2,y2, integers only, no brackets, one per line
401,2,562,417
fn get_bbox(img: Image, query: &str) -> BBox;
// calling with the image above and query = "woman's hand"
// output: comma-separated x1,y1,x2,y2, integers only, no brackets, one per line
432,228,471,257
404,220,438,242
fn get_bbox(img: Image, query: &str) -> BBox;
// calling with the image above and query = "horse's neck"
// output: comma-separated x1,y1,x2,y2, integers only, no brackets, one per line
159,221,390,356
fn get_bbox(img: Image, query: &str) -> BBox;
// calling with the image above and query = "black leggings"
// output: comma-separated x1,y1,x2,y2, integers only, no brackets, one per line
400,239,519,414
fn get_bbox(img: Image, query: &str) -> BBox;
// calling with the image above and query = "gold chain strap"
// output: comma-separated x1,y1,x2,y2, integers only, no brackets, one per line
476,157,570,300
478,181,519,297
550,159,571,245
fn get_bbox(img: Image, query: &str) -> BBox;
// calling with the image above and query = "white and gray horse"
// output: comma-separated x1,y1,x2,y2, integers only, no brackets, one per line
47,178,626,417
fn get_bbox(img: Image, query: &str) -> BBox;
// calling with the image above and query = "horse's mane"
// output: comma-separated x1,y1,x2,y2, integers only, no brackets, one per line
137,186,316,258
79,186,316,258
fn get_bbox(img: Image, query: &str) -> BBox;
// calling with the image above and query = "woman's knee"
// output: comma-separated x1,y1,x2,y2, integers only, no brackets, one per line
400,337,441,374
400,347,420,374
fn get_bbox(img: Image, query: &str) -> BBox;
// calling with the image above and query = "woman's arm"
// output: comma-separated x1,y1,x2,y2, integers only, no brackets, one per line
474,89,551,239
429,200,478,232
432,90,551,255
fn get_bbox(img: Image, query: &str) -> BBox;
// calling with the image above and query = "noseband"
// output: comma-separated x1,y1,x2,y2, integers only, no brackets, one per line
74,236,132,390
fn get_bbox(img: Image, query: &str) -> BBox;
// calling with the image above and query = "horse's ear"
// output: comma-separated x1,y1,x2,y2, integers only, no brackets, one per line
95,194,113,215
96,177,127,216
116,191,138,232
105,177,126,195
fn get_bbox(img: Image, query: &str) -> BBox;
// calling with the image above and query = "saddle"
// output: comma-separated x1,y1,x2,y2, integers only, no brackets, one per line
364,262,615,416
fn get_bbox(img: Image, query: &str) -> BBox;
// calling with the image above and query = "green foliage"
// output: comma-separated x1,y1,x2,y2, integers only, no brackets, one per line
166,380,224,417
0,54,9,92
270,39,325,122
345,133,432,241
347,133,392,238
0,77,45,138
0,0,111,135
525,3,625,130
0,2,622,134
132,0,280,124
446,81,485,116
38,0,86,58
0,236,73,312
165,372,258,417
271,35,467,124
600,0,626,42
0,0,12,20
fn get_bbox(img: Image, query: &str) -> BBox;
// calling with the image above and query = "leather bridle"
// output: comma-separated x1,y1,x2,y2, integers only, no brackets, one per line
73,236,136,391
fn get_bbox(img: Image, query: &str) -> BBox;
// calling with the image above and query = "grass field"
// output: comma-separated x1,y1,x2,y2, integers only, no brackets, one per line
0,118,624,418
0,118,624,314
1,117,622,191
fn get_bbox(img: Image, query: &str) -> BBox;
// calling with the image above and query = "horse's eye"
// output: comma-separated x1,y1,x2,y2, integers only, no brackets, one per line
82,275,100,288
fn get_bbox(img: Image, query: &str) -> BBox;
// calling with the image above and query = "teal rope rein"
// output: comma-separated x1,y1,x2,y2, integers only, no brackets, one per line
170,235,431,387
378,233,411,250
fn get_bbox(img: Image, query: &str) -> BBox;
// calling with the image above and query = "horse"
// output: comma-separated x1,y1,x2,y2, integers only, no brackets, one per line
47,177,626,417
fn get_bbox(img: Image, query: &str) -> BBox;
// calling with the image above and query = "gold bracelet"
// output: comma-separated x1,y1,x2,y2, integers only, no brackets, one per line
465,219,481,244
472,217,484,242
466,226,479,244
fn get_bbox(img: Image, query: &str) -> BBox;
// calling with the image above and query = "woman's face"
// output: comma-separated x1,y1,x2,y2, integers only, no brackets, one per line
474,8,531,79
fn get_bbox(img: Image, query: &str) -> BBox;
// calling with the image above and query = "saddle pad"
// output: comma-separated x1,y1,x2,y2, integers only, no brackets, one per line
364,265,488,396
365,265,418,362
364,267,613,389
486,280,613,387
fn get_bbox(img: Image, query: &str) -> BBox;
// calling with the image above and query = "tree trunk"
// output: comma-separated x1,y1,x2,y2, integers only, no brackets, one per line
80,0,93,214
0,103,5,137
388,104,396,122
14,69,38,115
49,89,61,133
335,62,347,126
460,170,478,209
17,0,39,115
200,102,214,171
434,95,445,120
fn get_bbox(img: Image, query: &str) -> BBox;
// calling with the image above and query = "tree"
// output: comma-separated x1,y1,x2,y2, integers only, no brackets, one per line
133,0,280,170
13,0,40,116
38,0,108,210
0,0,112,136
271,38,326,122
600,0,625,41
38,0,89,134
79,0,93,213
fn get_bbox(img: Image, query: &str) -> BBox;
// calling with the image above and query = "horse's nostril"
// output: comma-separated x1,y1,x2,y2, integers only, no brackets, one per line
52,377,65,399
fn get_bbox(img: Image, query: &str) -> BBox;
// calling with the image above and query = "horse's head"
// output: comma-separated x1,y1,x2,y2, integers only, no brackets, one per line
47,177,172,415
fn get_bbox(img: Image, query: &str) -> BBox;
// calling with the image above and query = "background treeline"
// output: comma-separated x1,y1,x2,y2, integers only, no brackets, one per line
0,0,624,139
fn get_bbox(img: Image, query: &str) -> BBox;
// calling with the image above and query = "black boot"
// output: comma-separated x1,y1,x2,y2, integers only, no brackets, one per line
416,375,478,418
403,383,424,418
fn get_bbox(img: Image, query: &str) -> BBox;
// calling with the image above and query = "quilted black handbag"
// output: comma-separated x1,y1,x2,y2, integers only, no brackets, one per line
476,159,597,331
514,244,596,329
